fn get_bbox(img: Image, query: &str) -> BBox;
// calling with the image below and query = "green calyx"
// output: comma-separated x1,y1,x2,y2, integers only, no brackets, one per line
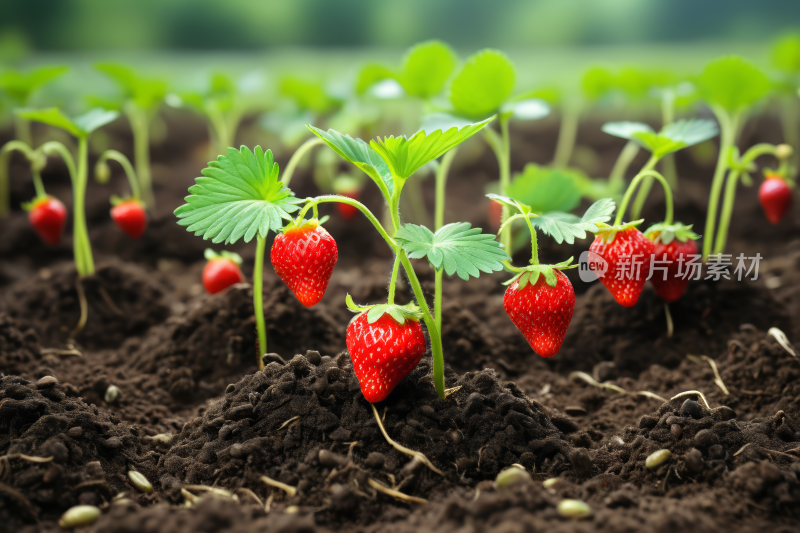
593,219,644,244
20,194,52,212
204,248,243,264
283,217,320,233
109,194,141,207
504,257,575,289
644,222,700,245
345,294,423,325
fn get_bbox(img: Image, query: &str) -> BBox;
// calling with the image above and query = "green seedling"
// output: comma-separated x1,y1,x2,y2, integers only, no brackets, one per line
305,118,503,399
0,65,68,146
771,34,800,171
175,146,304,370
169,71,266,157
422,49,550,252
94,62,168,212
602,117,719,219
11,107,119,277
695,56,788,259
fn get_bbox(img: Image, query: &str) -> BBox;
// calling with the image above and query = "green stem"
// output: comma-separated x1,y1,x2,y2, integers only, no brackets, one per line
434,268,443,333
608,141,641,194
281,137,324,187
398,251,445,399
127,105,155,213
387,254,401,305
779,96,800,172
98,150,141,200
630,154,663,220
32,169,46,198
552,103,580,168
73,136,94,276
712,143,781,255
435,148,458,230
208,107,231,157
615,169,673,226
1,140,37,215
404,173,430,227
660,89,678,189
499,117,511,252
299,195,397,248
523,215,539,265
14,115,33,147
253,235,267,371
703,107,740,261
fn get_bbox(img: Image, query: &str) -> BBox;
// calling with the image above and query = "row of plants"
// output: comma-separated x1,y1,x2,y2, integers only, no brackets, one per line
1,40,797,406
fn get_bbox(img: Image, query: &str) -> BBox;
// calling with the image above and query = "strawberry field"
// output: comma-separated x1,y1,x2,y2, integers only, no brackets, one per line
1,34,800,533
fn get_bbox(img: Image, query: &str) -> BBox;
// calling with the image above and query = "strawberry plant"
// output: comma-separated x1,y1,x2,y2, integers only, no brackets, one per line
0,65,68,146
694,56,793,259
303,118,504,400
94,63,168,212
12,107,119,276
771,34,800,171
176,146,304,369
486,194,615,356
95,148,148,239
202,249,245,294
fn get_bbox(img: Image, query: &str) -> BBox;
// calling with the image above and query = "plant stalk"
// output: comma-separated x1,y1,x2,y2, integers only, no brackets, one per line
98,150,141,200
14,115,33,147
253,235,267,370
281,137,324,187
73,136,94,276
615,169,673,227
703,107,740,261
608,141,641,194
387,254,401,305
552,103,580,168
128,105,155,213
630,154,663,220
434,148,458,230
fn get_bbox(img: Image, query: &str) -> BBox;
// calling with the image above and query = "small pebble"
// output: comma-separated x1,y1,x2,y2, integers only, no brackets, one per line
318,449,347,468
36,376,58,389
495,466,532,488
304,350,322,365
684,448,705,473
565,406,588,417
67,427,83,439
262,353,287,366
693,429,718,448
365,452,385,469
127,470,153,494
557,499,592,519
670,424,683,440
681,399,704,419
711,406,736,421
645,449,672,470
446,429,463,445
542,478,559,488
104,385,121,404
59,505,100,528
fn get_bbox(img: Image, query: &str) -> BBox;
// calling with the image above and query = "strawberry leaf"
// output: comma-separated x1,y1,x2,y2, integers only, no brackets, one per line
370,117,493,180
506,164,582,214
696,56,771,114
95,62,168,111
530,198,616,244
500,98,550,121
602,119,718,158
449,49,515,119
0,66,68,105
174,146,302,244
395,222,510,280
400,40,457,99
307,125,394,201
17,107,119,137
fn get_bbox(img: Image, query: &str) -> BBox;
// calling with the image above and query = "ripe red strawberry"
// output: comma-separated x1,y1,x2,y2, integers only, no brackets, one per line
347,312,426,402
337,190,359,220
203,252,245,294
759,176,792,224
489,199,503,229
271,220,338,307
111,199,147,239
503,269,575,357
28,196,67,245
644,224,700,303
589,226,655,307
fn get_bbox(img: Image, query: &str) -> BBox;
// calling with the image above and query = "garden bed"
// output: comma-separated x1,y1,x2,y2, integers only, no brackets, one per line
1,116,799,532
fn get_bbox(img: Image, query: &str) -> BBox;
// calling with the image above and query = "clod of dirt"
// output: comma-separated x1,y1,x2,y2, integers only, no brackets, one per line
0,314,40,376
0,260,170,349
159,354,574,526
0,374,152,530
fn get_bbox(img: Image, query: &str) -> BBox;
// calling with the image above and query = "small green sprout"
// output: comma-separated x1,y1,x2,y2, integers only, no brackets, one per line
0,65,68,145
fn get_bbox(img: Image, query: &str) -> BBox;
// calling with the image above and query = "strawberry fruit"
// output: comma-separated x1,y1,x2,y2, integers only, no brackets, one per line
203,250,245,294
271,219,338,307
589,226,655,307
336,190,359,220
28,196,67,245
504,268,575,357
111,199,147,239
347,312,426,402
759,176,792,225
644,223,700,303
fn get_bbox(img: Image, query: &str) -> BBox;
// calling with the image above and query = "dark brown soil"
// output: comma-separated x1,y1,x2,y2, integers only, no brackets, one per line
1,115,800,532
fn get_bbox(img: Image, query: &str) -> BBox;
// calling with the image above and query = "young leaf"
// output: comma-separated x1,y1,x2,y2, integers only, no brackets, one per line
95,62,167,111
696,56,771,114
581,66,615,102
449,49,515,119
772,34,800,74
0,66,68,105
280,76,340,114
16,107,118,137
355,64,395,95
307,126,394,200
395,222,510,280
530,198,616,244
370,117,493,180
174,146,302,244
400,40,457,99
602,119,718,158
500,98,550,121
507,164,581,214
